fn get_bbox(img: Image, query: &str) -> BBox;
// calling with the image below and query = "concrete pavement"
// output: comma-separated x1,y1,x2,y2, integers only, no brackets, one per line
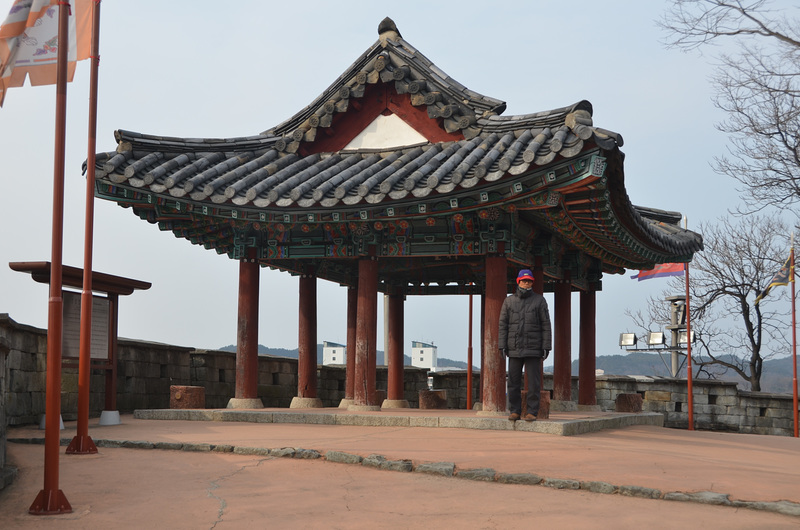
2,409,799,528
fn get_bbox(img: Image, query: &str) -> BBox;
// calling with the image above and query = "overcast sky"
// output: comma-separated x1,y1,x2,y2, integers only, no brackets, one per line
0,1,743,364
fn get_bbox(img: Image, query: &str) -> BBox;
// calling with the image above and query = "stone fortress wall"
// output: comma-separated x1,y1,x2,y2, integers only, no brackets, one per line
2,313,796,437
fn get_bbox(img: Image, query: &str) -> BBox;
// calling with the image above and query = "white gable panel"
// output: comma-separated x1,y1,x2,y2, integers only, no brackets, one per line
343,114,427,150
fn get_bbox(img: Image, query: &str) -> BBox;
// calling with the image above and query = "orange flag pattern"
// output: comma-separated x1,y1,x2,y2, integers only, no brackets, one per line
0,0,91,106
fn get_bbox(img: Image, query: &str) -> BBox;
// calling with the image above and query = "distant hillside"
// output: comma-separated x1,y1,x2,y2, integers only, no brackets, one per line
545,352,799,393
218,344,474,370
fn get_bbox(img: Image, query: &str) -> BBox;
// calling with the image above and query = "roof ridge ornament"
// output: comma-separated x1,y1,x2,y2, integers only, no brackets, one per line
378,17,401,47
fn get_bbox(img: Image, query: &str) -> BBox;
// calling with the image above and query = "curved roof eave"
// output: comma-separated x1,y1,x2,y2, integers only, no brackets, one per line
88,17,703,273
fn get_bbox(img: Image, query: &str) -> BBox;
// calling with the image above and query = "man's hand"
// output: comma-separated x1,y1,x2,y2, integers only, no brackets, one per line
543,350,550,360
501,348,508,357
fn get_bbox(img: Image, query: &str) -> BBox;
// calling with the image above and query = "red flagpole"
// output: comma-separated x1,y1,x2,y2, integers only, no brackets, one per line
67,0,101,455
791,239,797,438
29,0,72,514
467,283,473,410
685,218,694,431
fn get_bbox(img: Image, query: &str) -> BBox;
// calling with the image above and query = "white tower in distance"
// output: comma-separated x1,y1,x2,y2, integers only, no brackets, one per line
322,341,346,366
410,340,437,371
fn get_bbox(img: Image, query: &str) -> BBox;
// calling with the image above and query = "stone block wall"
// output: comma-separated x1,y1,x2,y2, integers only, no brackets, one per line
1,313,798,437
1,335,8,480
595,375,797,435
430,370,481,409
0,314,435,422
2,315,49,425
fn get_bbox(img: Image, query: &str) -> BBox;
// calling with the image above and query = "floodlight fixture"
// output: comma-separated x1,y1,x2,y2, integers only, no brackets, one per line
646,331,666,347
619,333,637,348
678,330,696,344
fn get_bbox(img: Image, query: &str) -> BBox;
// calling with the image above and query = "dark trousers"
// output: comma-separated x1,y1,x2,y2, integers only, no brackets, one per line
508,356,543,416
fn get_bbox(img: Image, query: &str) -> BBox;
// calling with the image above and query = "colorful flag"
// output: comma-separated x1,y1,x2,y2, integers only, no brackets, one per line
630,262,686,281
754,255,792,306
0,0,91,106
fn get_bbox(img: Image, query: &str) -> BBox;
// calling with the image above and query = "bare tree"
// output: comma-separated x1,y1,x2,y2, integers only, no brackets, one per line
629,214,791,390
660,1,800,214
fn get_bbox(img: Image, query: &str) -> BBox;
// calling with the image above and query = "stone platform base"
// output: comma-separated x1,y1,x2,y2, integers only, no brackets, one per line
549,399,578,412
381,399,410,409
348,404,382,412
226,398,264,409
475,410,507,417
98,410,121,426
290,397,323,409
38,414,65,430
134,408,665,436
338,398,354,409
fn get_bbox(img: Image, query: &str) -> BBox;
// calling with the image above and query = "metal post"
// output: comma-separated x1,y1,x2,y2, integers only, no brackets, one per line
467,284,473,410
68,0,101,456
686,262,694,430
790,240,797,437
670,299,681,377
30,2,72,514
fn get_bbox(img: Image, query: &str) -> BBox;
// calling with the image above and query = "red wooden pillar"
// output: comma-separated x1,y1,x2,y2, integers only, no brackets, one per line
352,257,379,409
533,256,544,294
481,256,507,413
578,289,597,405
297,267,318,399
105,293,119,411
343,285,357,403
553,278,572,402
234,256,259,402
386,290,407,406
532,257,544,390
480,291,485,403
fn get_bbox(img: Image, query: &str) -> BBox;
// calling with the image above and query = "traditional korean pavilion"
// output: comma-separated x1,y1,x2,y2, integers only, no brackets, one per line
90,18,702,413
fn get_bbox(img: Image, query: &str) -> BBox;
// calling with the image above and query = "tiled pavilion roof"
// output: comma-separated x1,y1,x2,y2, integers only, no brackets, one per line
91,18,702,293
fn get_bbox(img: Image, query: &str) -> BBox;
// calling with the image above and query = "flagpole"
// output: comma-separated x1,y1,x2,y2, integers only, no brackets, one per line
791,233,797,438
685,217,694,431
467,283,473,410
67,0,100,455
29,0,72,514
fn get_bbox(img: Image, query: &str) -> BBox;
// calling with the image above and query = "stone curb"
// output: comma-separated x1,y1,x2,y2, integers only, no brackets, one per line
0,466,18,492
7,437,800,518
131,409,665,437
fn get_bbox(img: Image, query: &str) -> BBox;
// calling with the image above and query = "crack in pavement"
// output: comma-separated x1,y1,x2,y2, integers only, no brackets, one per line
207,457,273,529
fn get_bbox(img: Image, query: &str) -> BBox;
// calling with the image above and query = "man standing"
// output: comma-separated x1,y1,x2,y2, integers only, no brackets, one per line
498,269,552,421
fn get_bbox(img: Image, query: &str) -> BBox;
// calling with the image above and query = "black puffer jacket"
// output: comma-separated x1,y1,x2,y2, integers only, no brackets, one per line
498,288,552,357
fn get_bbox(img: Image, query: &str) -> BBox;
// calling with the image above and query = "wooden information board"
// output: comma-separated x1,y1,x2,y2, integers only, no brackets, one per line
62,290,110,361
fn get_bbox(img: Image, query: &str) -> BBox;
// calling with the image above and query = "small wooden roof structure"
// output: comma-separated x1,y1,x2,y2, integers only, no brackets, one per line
9,261,151,296
90,18,702,293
